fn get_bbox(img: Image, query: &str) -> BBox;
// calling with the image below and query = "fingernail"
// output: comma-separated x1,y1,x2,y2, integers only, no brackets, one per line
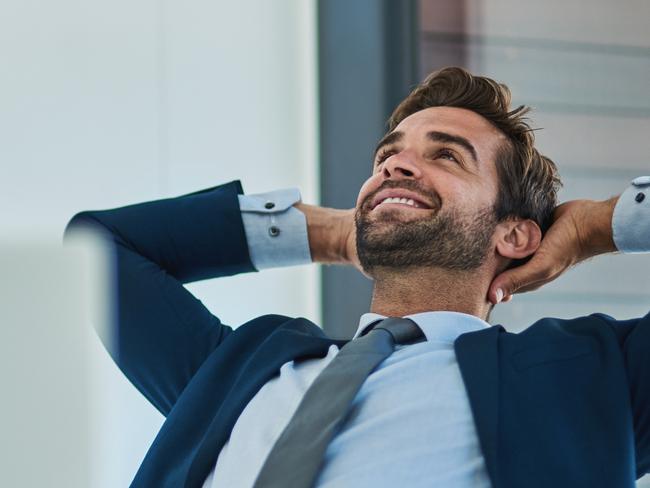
495,289,504,304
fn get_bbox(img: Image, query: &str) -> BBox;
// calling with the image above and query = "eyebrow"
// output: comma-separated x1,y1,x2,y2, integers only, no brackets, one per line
426,130,478,164
373,130,479,165
374,131,404,158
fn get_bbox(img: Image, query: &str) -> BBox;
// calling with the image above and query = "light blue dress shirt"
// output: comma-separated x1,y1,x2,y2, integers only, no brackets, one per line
315,311,493,487
202,178,649,487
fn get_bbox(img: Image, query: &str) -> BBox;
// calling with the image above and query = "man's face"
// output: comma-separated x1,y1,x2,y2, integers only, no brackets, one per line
355,106,506,274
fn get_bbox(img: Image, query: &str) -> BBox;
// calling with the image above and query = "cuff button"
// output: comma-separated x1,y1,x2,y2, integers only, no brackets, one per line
268,226,280,237
264,201,276,209
635,192,645,203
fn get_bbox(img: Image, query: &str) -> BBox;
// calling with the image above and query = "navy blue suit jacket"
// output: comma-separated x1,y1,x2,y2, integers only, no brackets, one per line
66,181,650,488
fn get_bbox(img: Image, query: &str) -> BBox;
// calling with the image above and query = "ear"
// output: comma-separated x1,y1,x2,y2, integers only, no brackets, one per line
494,219,542,260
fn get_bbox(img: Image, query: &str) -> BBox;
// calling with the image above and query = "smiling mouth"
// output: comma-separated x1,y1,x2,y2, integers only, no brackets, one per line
374,197,428,209
365,184,440,213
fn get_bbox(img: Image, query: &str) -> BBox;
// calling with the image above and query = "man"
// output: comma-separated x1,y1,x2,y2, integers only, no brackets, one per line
66,67,649,487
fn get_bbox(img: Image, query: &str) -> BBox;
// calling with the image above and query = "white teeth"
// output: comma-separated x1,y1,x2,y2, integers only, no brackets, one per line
379,197,419,207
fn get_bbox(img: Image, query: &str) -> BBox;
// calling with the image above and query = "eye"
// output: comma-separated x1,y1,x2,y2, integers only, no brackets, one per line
375,148,396,166
435,149,460,164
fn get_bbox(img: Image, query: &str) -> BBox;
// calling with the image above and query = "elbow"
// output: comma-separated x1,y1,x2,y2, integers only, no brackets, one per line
63,211,114,247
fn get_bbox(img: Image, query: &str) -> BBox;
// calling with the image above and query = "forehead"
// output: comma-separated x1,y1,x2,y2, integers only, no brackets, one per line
394,106,506,160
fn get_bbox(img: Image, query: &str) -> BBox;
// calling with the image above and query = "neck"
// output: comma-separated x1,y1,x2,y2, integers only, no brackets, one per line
369,266,493,321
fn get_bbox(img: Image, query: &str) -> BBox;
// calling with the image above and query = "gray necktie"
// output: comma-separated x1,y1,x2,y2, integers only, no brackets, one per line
252,317,425,488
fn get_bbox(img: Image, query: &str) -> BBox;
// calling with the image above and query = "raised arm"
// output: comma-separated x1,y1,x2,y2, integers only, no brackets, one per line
65,180,361,415
65,181,255,415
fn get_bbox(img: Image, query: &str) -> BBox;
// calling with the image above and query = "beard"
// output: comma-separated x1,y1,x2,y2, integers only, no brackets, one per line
355,181,498,274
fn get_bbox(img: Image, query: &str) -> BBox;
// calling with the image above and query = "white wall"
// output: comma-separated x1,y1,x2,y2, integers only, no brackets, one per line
0,0,319,485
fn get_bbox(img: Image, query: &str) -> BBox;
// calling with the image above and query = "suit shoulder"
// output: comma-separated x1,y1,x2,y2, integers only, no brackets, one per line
499,311,649,350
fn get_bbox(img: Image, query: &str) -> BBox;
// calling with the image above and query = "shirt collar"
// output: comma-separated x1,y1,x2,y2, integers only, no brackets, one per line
353,311,491,344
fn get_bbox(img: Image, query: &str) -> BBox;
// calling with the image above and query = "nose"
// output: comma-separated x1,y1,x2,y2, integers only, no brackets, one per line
382,152,422,180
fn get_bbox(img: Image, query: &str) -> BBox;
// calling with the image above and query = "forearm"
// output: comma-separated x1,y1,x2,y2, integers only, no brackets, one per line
65,180,254,283
578,197,618,257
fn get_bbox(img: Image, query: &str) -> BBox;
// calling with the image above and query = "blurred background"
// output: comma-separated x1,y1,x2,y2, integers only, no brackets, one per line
1,0,648,485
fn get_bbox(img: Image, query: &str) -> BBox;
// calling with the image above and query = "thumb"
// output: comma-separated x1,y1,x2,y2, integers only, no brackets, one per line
488,260,547,304
488,268,523,305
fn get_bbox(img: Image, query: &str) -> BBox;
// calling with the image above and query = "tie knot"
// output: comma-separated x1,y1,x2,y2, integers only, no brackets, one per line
373,317,424,345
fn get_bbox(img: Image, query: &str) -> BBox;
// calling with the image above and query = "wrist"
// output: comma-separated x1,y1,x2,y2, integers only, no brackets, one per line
294,203,352,264
580,197,618,256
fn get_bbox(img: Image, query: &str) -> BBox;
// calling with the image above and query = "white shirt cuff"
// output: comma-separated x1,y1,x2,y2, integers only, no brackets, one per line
612,176,650,253
238,188,312,270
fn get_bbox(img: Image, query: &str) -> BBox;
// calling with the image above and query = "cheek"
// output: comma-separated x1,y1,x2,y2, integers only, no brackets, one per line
432,180,486,212
356,176,381,207
456,189,497,214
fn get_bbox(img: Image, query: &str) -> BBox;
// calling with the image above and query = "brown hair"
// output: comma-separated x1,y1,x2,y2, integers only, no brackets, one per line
388,66,561,235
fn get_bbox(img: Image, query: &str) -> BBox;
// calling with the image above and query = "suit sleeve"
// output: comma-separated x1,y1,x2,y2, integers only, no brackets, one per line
594,312,650,478
64,180,254,416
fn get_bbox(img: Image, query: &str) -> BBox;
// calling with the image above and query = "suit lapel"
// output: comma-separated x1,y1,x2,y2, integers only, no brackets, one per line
186,318,347,486
454,324,504,488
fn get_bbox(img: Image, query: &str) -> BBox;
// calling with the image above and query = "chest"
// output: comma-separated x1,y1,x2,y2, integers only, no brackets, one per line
208,342,491,488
